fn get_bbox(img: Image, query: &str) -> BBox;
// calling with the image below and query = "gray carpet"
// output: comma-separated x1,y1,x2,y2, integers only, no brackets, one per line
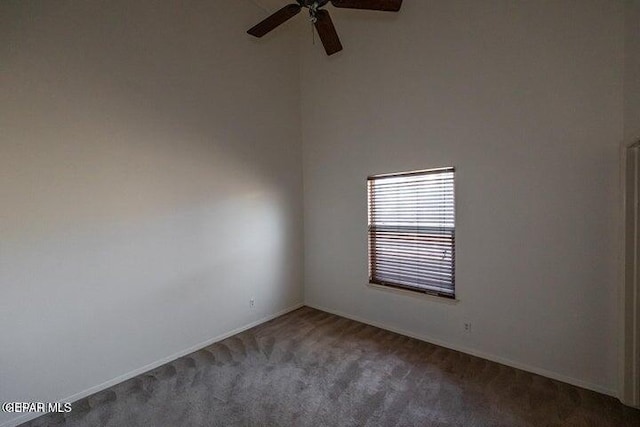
23,307,640,426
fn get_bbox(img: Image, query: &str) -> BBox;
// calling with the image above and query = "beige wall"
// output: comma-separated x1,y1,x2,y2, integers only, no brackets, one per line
301,0,624,395
0,1,303,426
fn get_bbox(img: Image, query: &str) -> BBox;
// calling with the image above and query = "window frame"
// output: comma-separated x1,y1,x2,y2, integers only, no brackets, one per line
367,167,456,299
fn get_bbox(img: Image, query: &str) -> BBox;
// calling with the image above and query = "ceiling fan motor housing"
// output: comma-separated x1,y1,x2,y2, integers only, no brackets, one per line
298,0,330,8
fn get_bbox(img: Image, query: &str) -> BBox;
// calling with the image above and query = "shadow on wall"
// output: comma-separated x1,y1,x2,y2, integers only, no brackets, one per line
1,0,297,240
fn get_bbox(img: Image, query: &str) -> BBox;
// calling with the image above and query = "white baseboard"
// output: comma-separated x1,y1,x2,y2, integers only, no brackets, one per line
1,302,304,427
306,303,617,398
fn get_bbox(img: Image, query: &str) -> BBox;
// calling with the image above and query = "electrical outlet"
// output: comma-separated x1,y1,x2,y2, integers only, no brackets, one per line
464,322,472,333
250,298,255,308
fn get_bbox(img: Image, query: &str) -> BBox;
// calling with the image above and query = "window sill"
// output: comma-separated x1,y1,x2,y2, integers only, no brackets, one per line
367,282,460,305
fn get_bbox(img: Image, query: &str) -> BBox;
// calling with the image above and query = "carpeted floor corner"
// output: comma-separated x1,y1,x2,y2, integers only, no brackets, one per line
22,307,640,426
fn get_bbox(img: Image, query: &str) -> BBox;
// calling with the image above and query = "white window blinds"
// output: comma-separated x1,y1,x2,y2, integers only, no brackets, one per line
367,168,456,298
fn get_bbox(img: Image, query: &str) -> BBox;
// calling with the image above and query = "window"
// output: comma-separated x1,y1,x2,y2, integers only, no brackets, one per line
367,167,456,298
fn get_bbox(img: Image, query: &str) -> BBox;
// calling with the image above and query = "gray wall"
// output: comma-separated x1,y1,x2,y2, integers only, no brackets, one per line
301,0,624,395
0,1,303,425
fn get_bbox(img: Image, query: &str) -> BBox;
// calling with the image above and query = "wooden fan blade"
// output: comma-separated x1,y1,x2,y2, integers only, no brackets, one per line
314,10,343,56
247,4,301,37
330,0,402,12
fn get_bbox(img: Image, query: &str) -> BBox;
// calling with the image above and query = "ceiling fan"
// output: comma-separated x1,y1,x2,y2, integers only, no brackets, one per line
247,0,403,56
